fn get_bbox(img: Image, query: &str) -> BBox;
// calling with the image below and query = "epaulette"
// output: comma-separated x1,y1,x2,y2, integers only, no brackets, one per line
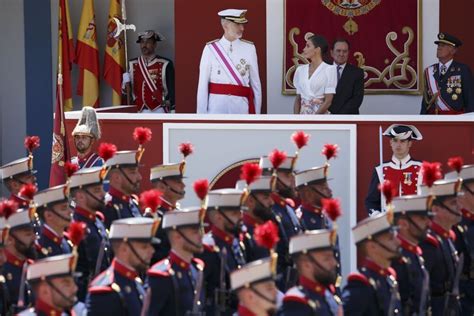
347,273,370,286
283,286,309,305
240,39,254,45
285,198,296,208
148,258,172,277
193,258,205,271
203,243,219,253
425,234,440,248
387,267,397,278
88,285,114,294
90,268,115,287
96,211,105,222
449,230,456,241
131,195,139,205
206,39,219,45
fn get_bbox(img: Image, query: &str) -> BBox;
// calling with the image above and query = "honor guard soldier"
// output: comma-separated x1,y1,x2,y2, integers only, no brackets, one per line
86,217,158,316
197,9,262,114
419,178,463,316
0,135,39,207
231,258,278,316
236,174,274,262
279,227,343,316
33,184,72,258
365,124,423,216
446,163,474,315
3,206,37,313
69,166,113,301
421,33,474,114
143,207,206,316
18,254,86,316
342,212,402,315
0,201,11,315
122,30,175,113
391,195,432,315
198,188,247,315
70,106,104,169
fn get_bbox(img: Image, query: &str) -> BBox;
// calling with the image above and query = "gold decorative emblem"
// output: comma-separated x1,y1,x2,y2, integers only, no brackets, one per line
439,33,445,39
447,87,453,94
403,172,413,186
321,0,381,35
452,94,458,101
51,133,65,164
455,88,462,94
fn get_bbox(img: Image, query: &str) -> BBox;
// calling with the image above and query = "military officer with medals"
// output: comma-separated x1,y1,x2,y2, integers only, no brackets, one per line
446,163,474,315
86,217,158,315
419,179,463,316
391,194,432,315
122,30,175,113
69,166,113,301
143,207,206,316
33,184,73,258
421,33,474,114
197,9,262,114
365,124,423,216
342,212,402,315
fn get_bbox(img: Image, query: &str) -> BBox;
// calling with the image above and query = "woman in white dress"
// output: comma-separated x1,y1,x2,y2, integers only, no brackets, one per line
293,35,337,114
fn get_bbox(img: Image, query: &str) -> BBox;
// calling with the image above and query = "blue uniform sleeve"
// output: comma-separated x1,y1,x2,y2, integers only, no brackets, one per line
145,275,172,316
86,291,124,316
365,168,381,215
342,280,374,316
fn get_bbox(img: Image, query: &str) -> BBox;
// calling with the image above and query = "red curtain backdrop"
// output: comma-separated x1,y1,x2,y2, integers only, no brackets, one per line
174,0,267,113
284,0,421,94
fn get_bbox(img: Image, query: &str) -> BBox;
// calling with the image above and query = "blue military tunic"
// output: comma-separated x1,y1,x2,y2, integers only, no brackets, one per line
144,251,205,316
454,208,474,316
419,222,461,316
3,250,32,312
279,276,342,315
391,236,430,315
298,203,328,231
35,224,72,259
342,260,402,315
242,213,270,262
102,186,142,229
74,206,112,302
71,152,104,169
86,259,146,316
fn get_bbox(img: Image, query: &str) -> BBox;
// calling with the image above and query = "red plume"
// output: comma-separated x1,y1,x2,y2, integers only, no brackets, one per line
254,220,280,250
447,156,464,174
322,198,342,222
24,136,40,153
421,161,443,188
240,163,262,185
139,190,163,214
64,162,79,178
0,199,18,219
133,127,152,145
19,184,37,200
179,142,194,158
98,143,117,162
67,221,86,246
322,144,339,161
268,149,287,169
193,179,209,201
291,131,310,149
378,180,396,204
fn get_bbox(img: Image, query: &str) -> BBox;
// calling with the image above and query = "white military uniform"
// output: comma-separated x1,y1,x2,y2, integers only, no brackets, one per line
196,36,262,114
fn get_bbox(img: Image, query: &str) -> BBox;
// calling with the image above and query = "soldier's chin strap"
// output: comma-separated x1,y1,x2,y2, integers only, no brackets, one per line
118,167,140,190
405,215,427,238
249,193,273,222
12,176,29,186
162,179,185,197
437,200,462,217
309,186,330,200
462,183,474,195
249,285,277,306
47,206,72,223
177,228,201,250
10,232,34,256
217,209,241,236
276,177,294,198
126,240,149,267
372,238,400,258
84,188,106,208
46,279,76,307
306,253,336,286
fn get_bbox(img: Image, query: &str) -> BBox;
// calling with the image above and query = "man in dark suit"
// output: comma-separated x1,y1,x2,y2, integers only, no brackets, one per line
421,32,474,114
329,38,364,114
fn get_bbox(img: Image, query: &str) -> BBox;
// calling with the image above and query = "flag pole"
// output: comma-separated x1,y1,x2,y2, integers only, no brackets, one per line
121,0,131,105
379,125,384,211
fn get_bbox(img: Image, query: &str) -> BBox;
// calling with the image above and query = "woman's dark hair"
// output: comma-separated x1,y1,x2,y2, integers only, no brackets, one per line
308,34,330,63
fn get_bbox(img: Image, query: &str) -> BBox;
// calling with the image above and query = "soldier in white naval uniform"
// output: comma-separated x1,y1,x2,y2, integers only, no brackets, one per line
197,9,262,114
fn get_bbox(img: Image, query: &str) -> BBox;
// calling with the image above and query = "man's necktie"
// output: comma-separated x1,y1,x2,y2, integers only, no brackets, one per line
337,65,342,82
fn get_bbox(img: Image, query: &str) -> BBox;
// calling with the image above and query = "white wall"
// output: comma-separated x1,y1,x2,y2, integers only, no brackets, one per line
266,0,440,114
50,0,175,110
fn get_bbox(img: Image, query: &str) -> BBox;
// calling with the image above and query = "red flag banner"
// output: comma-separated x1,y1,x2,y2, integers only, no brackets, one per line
283,0,421,94
57,0,74,111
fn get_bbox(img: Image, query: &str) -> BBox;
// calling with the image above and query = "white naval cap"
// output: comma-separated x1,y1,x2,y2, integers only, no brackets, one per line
392,194,434,216
162,207,206,230
230,258,274,291
419,179,462,198
289,229,335,255
382,124,423,141
352,212,394,244
207,188,246,210
109,217,160,244
150,162,185,182
0,157,36,180
27,253,78,282
218,9,248,24
235,176,274,193
105,150,140,168
259,155,296,174
445,164,474,183
33,184,69,209
295,165,328,188
8,207,36,230
69,166,107,189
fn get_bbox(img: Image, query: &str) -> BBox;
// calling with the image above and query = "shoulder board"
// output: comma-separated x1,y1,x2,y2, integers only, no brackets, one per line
88,285,114,294
131,195,139,204
347,273,370,286
425,234,440,248
285,198,296,208
240,39,254,45
206,39,219,45
148,259,171,277
283,287,308,305
90,268,114,287
192,257,205,271
96,211,105,222
449,230,456,241
203,243,219,253
387,267,397,278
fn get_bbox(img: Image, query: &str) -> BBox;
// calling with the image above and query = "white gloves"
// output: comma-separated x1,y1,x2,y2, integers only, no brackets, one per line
122,73,131,90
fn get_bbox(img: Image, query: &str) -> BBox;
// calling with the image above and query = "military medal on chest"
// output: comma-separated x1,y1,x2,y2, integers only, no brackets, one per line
403,172,413,186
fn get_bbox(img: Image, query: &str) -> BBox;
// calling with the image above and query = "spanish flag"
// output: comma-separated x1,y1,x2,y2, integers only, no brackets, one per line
104,0,126,105
76,0,100,107
57,0,74,112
